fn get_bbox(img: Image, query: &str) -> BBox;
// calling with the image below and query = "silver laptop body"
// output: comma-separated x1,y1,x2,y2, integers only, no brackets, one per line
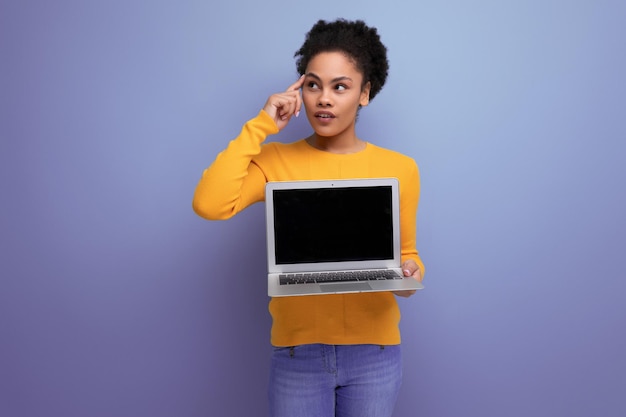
265,178,424,297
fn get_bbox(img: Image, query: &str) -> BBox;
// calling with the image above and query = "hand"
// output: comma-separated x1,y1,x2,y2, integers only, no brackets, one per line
263,75,305,131
394,259,422,298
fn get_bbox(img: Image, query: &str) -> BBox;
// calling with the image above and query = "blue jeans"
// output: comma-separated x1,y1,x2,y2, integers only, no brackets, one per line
268,344,402,417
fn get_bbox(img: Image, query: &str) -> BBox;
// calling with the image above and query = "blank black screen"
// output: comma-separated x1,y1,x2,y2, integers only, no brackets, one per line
273,186,394,264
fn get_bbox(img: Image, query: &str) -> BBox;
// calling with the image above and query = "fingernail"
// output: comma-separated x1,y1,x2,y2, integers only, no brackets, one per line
403,269,411,276
295,110,300,117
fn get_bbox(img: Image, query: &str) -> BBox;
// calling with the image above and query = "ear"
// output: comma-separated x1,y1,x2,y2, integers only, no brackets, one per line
360,82,371,107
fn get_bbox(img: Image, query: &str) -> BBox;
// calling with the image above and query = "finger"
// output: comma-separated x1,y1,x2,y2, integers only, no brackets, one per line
271,94,298,120
402,260,422,282
286,75,304,117
286,74,305,92
276,97,297,120
405,267,422,282
402,260,417,276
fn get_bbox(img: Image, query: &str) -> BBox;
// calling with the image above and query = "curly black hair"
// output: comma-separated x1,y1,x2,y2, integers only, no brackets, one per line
294,19,389,102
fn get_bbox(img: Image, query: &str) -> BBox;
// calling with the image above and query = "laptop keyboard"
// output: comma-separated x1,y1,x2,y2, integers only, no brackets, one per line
279,270,403,285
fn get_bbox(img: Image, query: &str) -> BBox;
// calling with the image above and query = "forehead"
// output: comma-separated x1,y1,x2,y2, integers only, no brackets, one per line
305,51,362,79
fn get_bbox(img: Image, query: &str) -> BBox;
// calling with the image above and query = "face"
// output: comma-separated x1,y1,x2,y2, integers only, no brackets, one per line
302,52,371,141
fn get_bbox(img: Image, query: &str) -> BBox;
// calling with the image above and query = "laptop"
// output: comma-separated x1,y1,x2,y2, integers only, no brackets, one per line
265,178,424,297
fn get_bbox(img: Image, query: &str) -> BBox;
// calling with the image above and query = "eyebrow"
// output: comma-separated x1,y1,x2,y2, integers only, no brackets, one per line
305,72,353,84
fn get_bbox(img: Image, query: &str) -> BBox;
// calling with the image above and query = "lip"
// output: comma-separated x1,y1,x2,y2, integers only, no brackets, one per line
314,111,336,121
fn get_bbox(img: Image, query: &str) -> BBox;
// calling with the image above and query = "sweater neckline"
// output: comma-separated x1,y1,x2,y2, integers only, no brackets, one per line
301,139,372,157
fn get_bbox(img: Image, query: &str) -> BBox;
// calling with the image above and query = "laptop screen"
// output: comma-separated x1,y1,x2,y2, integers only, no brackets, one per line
272,186,394,264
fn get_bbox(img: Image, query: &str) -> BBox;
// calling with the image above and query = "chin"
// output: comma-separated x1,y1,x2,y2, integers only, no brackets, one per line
312,130,340,140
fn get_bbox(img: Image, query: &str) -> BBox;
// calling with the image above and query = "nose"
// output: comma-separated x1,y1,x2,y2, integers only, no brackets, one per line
317,91,332,107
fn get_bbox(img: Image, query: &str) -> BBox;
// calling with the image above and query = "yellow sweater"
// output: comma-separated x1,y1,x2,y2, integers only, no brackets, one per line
193,110,424,346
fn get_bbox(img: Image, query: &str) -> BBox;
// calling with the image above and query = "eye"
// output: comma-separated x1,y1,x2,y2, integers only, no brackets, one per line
335,84,347,91
307,81,320,90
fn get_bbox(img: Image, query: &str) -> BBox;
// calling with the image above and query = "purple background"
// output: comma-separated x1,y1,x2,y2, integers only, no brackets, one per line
1,1,625,416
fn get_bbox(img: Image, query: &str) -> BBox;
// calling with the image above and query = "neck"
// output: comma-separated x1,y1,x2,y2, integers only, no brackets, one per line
306,134,366,154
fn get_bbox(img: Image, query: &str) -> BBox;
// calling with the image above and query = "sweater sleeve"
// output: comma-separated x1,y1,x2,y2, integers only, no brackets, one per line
192,110,278,220
400,160,426,277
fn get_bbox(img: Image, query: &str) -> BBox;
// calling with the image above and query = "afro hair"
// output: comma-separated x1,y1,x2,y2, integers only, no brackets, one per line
294,19,389,102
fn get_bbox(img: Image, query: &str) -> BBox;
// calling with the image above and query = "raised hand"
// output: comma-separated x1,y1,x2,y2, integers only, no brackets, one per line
262,75,305,131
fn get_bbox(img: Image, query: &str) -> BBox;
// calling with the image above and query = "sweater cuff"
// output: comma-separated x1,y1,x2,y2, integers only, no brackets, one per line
255,109,280,135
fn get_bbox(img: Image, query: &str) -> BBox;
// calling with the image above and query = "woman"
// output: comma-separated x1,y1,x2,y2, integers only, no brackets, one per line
193,18,425,417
